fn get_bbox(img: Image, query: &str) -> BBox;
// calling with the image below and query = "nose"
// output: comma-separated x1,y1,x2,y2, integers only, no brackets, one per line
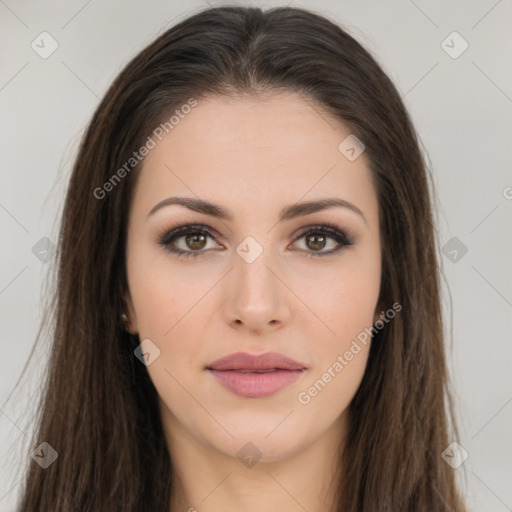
223,242,292,334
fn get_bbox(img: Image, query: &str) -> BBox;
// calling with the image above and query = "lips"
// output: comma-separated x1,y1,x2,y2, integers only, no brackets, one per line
206,351,306,398
207,351,306,371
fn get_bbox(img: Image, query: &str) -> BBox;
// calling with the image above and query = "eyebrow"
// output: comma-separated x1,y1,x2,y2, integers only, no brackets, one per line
147,196,366,224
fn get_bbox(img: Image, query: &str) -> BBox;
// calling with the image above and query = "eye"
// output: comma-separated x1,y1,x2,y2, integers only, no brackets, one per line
158,222,356,259
291,222,356,258
158,224,220,259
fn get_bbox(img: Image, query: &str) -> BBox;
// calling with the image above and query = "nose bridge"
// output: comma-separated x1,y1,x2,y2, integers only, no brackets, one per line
235,235,278,302
227,233,289,329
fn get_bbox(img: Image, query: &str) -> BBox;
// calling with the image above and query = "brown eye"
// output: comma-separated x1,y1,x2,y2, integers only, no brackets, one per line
185,233,208,251
293,224,355,258
159,225,219,259
305,233,328,251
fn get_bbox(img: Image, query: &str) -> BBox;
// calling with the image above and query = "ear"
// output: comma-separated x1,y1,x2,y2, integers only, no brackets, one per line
123,291,139,335
373,300,384,324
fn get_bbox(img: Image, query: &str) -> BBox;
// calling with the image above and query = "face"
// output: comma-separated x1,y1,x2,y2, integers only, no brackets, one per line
124,92,382,463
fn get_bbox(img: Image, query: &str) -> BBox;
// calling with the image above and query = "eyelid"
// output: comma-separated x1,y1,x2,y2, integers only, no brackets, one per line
292,222,354,244
158,224,222,247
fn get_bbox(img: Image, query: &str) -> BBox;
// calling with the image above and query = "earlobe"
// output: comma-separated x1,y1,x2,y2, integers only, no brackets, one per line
373,300,384,324
122,293,138,334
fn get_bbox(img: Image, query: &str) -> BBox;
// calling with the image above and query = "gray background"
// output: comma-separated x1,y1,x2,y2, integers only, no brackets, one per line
1,1,511,510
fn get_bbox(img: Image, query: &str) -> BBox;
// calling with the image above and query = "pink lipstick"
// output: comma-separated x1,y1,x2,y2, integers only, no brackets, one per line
206,351,306,398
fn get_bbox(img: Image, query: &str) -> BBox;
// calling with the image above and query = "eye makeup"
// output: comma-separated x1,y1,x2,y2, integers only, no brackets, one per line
157,221,356,260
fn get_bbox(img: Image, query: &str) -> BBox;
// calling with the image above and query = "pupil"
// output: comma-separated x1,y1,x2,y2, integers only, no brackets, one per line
308,234,325,250
187,233,206,250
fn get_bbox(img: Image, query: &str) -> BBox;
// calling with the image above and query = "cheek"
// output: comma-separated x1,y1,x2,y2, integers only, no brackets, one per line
300,263,380,341
126,248,216,387
129,260,207,415
295,257,379,404
295,267,377,413
127,243,204,338
297,342,370,423
131,277,182,338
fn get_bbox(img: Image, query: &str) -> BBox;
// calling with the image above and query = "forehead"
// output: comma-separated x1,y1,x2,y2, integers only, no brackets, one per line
132,92,377,223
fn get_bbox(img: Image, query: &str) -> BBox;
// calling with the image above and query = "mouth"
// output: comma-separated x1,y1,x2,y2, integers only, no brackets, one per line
206,351,307,398
234,369,284,373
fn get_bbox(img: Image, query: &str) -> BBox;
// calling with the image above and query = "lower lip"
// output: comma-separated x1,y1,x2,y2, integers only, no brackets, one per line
208,369,304,398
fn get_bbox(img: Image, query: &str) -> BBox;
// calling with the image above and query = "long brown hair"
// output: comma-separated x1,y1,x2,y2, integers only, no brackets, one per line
11,5,466,510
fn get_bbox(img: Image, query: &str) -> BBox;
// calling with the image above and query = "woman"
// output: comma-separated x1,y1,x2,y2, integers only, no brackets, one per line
16,5,466,511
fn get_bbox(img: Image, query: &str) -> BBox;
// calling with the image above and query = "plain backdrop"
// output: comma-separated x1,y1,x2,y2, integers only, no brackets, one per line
1,1,511,511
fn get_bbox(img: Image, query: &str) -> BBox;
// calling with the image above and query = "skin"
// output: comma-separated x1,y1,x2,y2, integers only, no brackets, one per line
124,92,382,512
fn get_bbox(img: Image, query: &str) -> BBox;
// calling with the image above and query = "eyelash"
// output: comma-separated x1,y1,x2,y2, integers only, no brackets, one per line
158,222,356,260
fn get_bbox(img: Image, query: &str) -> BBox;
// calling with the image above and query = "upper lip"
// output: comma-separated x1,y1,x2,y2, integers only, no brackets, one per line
207,351,306,371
